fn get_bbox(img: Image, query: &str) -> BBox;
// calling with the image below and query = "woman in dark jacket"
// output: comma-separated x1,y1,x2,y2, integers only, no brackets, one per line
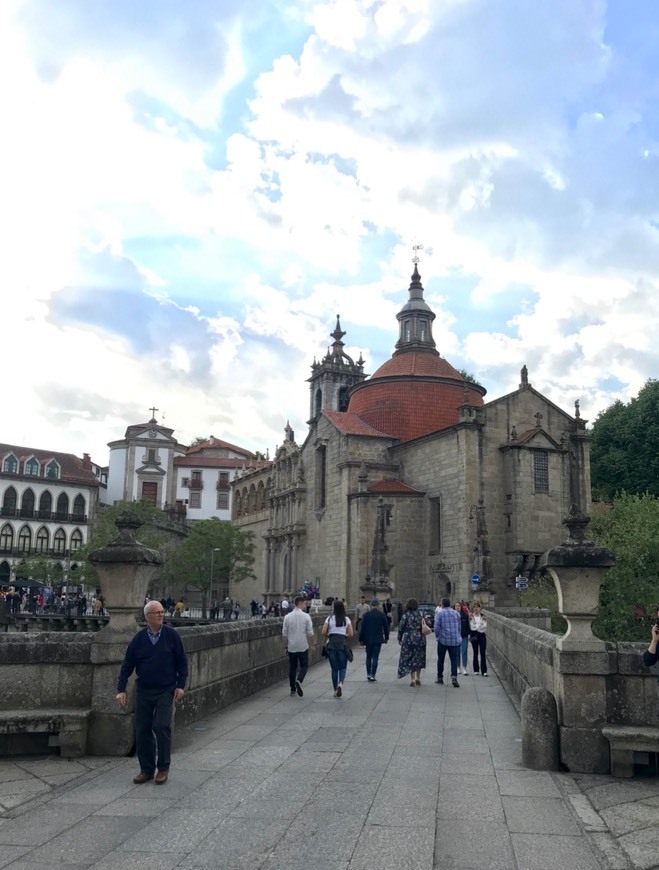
454,601,470,676
397,598,427,686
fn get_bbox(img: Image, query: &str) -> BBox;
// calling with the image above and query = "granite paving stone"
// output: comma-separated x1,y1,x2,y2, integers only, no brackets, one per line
434,818,515,869
495,768,563,798
349,824,435,870
511,832,603,870
502,795,582,835
599,796,659,835
16,815,146,866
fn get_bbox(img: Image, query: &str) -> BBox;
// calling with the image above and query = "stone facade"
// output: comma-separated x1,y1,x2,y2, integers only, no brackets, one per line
232,267,590,608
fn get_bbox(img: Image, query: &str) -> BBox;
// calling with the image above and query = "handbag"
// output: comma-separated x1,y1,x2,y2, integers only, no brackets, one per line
420,617,432,636
321,638,329,658
345,644,354,662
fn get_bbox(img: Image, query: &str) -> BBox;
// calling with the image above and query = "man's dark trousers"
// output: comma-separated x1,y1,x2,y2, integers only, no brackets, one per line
365,643,382,678
436,643,460,680
288,650,309,689
135,686,175,775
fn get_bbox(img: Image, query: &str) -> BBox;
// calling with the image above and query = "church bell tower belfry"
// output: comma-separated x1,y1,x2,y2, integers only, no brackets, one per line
307,315,367,424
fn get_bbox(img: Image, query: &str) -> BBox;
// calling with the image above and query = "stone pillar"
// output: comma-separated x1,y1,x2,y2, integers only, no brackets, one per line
87,511,163,755
539,504,615,773
521,687,559,770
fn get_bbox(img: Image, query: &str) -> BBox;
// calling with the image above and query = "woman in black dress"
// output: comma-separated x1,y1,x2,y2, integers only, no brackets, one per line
397,597,427,686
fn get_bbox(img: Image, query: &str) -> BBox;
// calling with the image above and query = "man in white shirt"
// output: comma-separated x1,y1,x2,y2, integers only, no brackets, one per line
282,596,315,697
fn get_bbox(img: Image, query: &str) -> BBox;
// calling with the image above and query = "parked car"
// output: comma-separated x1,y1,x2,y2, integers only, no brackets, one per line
418,603,437,629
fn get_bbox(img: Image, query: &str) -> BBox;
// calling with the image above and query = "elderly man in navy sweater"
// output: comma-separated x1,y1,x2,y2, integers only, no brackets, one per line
116,600,189,785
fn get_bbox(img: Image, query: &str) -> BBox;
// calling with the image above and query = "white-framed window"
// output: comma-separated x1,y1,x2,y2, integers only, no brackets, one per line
217,492,229,510
25,457,39,475
46,460,60,479
189,491,201,509
3,455,17,473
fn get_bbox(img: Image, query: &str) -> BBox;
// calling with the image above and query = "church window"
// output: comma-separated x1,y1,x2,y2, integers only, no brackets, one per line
338,387,349,412
533,450,549,493
46,461,60,479
36,527,49,553
2,486,17,516
404,320,411,341
147,448,157,463
420,319,427,340
315,388,322,416
39,491,52,518
189,491,201,509
25,458,39,475
72,494,85,519
217,491,229,510
56,493,69,519
3,455,17,473
0,523,13,552
70,529,83,551
17,525,31,553
315,445,327,510
429,497,442,552
53,528,66,554
20,489,35,518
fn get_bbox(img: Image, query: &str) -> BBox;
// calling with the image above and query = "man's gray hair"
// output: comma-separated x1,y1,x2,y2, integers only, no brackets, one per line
144,601,160,616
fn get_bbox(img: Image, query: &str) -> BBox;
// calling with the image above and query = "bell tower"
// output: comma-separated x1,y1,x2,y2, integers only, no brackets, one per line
307,315,367,424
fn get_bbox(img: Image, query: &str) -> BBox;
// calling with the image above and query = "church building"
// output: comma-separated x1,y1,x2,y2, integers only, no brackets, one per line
233,264,591,608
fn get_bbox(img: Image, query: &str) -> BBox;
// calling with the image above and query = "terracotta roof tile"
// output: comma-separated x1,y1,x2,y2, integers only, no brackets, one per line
371,351,465,380
322,411,396,438
367,479,424,494
0,443,99,486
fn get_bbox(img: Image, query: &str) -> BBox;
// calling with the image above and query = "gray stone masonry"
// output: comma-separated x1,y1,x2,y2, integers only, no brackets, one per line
1,641,657,869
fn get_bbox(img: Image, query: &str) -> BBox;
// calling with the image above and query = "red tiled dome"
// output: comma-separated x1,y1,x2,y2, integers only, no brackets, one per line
348,351,485,442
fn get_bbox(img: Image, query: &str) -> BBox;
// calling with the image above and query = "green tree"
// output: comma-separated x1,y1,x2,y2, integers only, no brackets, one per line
164,518,255,617
458,369,479,385
589,492,659,641
591,379,659,501
76,500,170,587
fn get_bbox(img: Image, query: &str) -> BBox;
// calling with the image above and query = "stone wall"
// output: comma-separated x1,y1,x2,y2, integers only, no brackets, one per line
0,615,334,757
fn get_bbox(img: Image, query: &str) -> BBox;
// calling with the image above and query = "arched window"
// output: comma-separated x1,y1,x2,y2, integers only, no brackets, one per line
0,524,13,552
39,491,52,519
21,489,35,518
315,388,322,416
2,454,17,473
25,457,39,475
2,486,17,517
70,529,83,552
72,494,85,519
46,460,60,479
56,493,69,520
36,527,49,553
338,387,349,412
53,528,66,554
17,525,31,553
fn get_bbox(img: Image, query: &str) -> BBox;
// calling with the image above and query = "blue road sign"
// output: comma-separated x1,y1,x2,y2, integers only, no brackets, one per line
471,574,480,586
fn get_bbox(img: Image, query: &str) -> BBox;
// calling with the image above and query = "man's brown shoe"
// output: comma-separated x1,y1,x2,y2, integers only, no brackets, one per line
133,772,153,784
154,771,169,785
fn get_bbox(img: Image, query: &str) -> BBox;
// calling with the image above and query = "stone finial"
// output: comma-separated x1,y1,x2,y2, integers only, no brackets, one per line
511,426,518,441
575,399,581,418
562,504,591,545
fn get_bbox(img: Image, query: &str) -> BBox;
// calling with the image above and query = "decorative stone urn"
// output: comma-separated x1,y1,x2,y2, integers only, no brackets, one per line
88,511,163,638
86,511,164,755
539,504,615,651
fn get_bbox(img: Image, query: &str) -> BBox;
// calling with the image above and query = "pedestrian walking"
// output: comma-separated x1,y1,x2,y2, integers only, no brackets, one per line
454,601,470,675
434,597,462,687
397,597,428,686
282,595,315,696
359,598,389,681
322,600,353,698
469,602,488,676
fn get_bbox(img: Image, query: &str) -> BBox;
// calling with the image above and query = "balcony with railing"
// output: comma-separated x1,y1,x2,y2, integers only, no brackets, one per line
0,546,79,559
182,477,203,490
0,508,88,524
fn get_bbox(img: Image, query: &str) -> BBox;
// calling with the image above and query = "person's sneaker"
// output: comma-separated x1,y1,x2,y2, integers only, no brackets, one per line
473,670,479,676
367,675,374,682
290,688,296,695
452,679,460,688
295,680,304,696
482,673,488,677
336,684,342,698
371,676,377,682
435,677,444,684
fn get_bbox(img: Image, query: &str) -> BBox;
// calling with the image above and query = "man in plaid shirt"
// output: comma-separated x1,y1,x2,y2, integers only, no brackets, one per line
434,597,462,688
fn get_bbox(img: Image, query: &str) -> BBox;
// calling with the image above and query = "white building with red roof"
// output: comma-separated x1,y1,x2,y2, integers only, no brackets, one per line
0,444,100,587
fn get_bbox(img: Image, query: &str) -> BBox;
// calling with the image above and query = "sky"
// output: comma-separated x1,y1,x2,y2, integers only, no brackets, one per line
3,0,659,465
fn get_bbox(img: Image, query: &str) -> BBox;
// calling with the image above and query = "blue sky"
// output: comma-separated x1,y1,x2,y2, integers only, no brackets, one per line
3,0,659,462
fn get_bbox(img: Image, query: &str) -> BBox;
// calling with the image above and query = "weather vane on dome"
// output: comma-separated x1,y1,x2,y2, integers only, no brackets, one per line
412,243,424,264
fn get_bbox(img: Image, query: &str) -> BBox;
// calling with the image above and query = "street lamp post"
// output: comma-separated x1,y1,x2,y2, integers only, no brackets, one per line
209,547,221,618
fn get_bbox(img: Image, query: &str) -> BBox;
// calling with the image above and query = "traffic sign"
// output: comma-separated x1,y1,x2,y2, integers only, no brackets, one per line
471,574,480,586
515,575,529,590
